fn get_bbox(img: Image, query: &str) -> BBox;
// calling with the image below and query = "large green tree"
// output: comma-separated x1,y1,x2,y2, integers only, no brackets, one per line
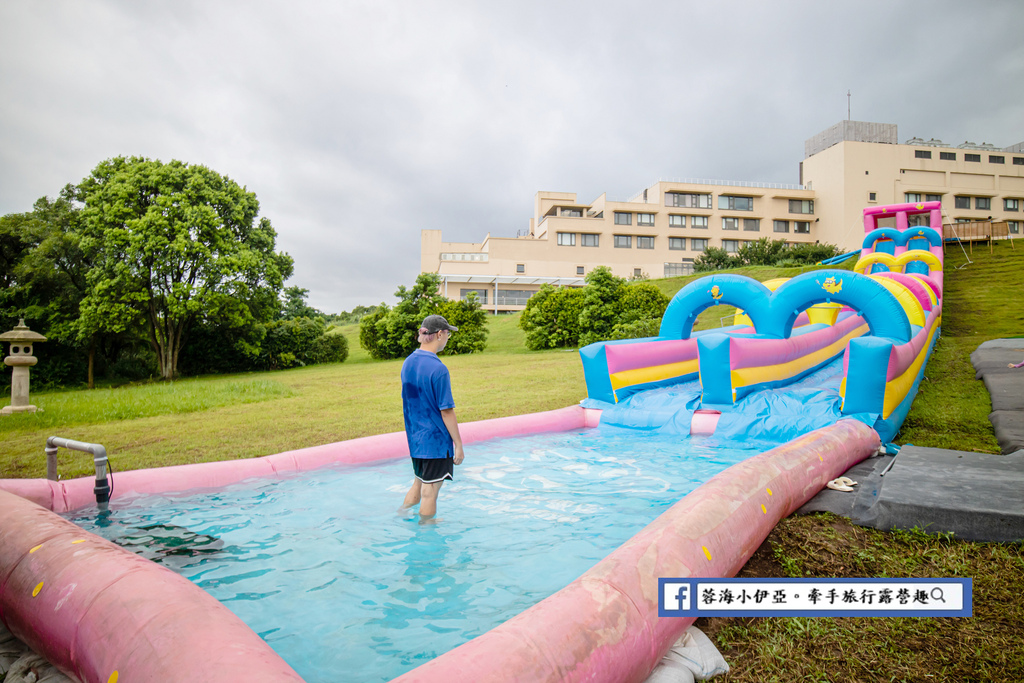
75,157,294,379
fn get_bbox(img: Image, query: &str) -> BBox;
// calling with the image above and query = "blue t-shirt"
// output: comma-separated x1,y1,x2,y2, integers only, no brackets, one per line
401,349,456,459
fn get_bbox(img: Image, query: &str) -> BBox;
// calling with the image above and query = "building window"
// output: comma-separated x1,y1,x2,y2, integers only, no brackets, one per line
614,212,632,225
664,262,694,277
869,192,877,202
560,207,583,217
691,216,709,229
794,221,810,234
637,236,655,249
577,266,585,275
614,235,632,248
1005,199,1020,212
665,192,712,209
669,237,686,250
788,199,814,214
915,150,932,159
669,214,685,228
976,197,991,211
955,218,971,223
497,289,536,305
990,155,1005,164
719,195,754,211
1014,157,1024,166
581,233,600,247
691,238,708,252
954,196,971,209
905,193,922,203
773,220,790,233
965,153,981,162
633,268,642,278
637,213,655,226
722,239,739,253
1009,221,1020,234
940,151,956,161
743,218,760,232
722,217,739,231
516,263,525,273
460,289,488,304
926,194,942,203
557,232,576,246
441,252,488,262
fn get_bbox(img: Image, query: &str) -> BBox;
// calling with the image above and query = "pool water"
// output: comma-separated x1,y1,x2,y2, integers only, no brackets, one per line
67,426,760,682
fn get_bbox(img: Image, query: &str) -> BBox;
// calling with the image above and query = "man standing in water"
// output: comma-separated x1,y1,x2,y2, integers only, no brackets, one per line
400,314,465,521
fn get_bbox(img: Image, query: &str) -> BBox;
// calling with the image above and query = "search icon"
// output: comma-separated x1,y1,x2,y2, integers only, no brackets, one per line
930,587,946,603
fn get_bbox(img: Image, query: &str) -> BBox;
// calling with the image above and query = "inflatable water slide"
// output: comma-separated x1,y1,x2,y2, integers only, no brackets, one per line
0,202,943,683
580,200,943,444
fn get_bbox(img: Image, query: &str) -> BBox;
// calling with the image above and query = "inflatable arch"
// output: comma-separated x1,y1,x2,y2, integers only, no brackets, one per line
659,270,914,344
862,226,942,252
854,250,942,278
658,274,773,340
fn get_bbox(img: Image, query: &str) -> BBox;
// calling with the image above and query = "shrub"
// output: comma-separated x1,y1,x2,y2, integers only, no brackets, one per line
519,284,585,350
694,247,741,272
608,317,662,340
618,281,669,324
359,273,489,359
784,242,842,265
435,292,488,355
578,266,626,346
737,238,789,266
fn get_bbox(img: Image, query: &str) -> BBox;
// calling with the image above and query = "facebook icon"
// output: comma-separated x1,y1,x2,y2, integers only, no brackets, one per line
659,579,694,616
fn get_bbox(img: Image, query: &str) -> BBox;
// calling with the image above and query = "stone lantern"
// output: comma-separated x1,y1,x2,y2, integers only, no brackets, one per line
1,319,47,415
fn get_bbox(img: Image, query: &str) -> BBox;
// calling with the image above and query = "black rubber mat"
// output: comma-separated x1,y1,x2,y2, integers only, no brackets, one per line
798,446,1024,543
972,339,1024,454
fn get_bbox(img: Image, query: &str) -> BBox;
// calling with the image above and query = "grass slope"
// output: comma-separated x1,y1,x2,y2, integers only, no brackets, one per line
701,240,1024,683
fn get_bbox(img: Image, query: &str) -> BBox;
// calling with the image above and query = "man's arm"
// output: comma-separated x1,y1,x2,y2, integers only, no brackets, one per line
441,408,464,465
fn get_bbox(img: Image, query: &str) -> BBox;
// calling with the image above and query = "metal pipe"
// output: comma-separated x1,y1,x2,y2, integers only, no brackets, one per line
45,445,58,481
45,436,110,506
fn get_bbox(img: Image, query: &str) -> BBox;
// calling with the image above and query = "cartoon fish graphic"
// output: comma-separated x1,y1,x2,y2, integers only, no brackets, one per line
818,276,843,294
710,285,723,300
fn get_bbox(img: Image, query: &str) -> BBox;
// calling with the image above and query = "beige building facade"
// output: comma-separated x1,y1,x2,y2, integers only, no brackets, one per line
803,120,1024,250
423,120,1023,311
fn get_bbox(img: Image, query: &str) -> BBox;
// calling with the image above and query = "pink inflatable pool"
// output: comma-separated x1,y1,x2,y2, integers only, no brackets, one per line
0,406,878,683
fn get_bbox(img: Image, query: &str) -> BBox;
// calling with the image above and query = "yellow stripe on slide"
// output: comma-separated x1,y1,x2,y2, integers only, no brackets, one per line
882,319,939,419
731,324,869,388
610,359,699,391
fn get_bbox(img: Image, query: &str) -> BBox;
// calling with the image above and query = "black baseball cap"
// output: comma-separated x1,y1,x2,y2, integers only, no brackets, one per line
421,314,458,333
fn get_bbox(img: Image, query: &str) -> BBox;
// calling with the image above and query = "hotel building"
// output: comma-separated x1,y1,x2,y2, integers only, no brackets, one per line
422,121,1023,312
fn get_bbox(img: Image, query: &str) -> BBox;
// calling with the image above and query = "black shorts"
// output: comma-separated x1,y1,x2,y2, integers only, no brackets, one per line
412,457,454,484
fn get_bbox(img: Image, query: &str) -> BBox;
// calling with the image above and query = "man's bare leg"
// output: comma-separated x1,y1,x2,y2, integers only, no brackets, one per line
418,481,442,520
402,478,422,509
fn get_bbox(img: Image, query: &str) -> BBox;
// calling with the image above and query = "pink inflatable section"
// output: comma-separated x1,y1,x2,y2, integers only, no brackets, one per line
1,405,602,514
0,488,306,683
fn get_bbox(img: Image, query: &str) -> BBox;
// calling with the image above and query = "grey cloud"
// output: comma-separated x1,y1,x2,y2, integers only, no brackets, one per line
2,0,1022,313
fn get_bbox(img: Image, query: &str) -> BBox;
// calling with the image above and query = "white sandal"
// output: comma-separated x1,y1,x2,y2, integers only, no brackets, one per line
826,478,854,492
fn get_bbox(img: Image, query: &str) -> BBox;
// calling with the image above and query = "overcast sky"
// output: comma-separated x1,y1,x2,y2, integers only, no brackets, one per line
2,0,1022,312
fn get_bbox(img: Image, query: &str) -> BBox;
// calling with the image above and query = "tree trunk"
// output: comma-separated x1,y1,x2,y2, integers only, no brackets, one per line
87,338,95,389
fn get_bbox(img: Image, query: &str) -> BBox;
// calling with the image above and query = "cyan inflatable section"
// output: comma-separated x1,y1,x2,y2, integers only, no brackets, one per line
658,270,912,343
658,274,773,340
